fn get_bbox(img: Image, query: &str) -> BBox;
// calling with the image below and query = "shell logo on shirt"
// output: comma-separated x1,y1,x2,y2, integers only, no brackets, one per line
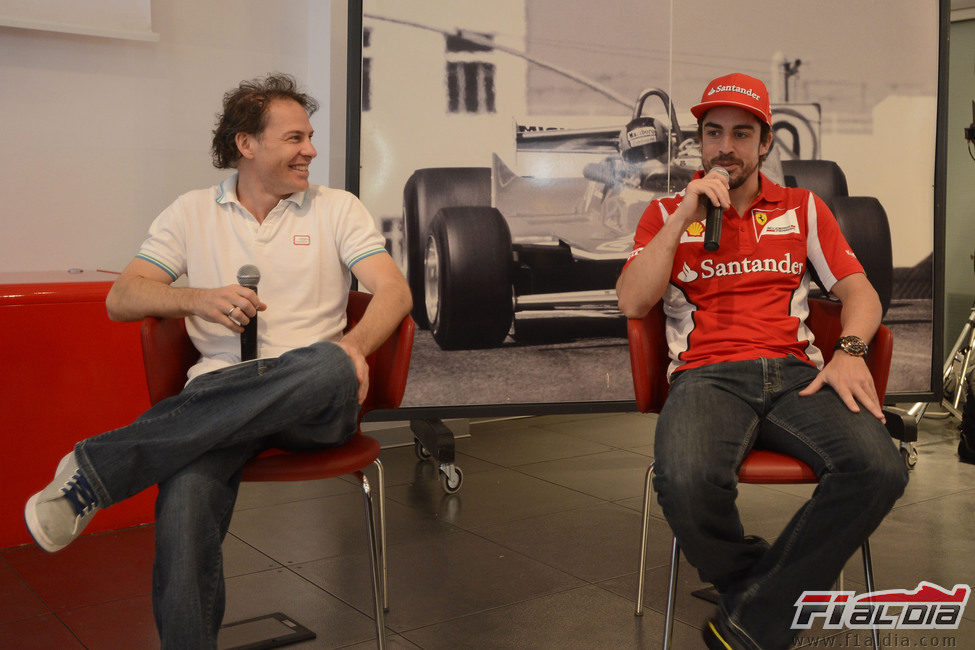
679,220,706,243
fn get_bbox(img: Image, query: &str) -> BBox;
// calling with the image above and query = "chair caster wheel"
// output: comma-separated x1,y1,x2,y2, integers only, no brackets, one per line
413,437,432,460
439,464,463,494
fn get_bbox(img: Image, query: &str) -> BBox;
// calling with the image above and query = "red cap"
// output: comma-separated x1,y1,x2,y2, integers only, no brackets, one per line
691,73,771,126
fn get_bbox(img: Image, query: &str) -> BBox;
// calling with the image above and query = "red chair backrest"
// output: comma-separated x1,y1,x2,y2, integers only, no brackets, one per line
627,297,893,414
141,290,415,417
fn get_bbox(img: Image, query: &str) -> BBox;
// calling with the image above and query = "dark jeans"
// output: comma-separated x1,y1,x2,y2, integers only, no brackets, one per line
653,356,908,649
74,341,360,650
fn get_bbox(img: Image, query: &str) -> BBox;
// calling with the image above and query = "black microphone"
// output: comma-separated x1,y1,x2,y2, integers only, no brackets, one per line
236,264,260,361
703,167,730,252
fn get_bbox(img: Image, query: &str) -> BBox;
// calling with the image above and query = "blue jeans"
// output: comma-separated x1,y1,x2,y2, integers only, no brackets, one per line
653,356,908,650
74,341,360,650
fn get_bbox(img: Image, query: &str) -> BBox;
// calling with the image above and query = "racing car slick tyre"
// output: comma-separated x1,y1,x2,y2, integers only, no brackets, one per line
781,160,849,202
827,196,893,316
425,206,513,350
403,167,491,329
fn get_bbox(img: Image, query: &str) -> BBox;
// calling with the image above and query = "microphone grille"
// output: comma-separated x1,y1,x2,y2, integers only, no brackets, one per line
711,167,730,180
237,264,261,286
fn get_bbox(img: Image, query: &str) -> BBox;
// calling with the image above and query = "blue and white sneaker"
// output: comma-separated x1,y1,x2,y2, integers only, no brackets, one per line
25,452,100,552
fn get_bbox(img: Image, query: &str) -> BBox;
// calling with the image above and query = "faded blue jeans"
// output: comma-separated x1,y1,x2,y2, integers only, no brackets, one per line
652,356,908,650
74,341,360,650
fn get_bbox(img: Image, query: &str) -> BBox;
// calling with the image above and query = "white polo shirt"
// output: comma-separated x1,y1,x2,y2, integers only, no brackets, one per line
136,174,388,381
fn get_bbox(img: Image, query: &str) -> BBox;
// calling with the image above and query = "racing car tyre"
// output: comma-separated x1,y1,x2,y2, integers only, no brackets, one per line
403,167,491,328
827,196,893,316
781,160,849,202
425,206,513,350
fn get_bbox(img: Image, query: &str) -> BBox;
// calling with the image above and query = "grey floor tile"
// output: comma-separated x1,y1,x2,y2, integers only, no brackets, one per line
533,411,657,452
293,529,585,632
514,413,621,428
385,467,602,531
515,449,658,502
342,634,422,649
839,487,975,597
229,491,456,566
400,583,705,649
473,502,671,583
223,532,280,578
892,439,975,508
457,423,613,466
599,556,716,628
235,475,359,511
222,567,380,648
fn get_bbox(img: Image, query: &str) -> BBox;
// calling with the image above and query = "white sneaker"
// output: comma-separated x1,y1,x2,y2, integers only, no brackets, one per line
25,452,100,553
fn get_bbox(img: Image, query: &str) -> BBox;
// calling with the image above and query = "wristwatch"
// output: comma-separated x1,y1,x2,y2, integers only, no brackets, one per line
834,335,869,358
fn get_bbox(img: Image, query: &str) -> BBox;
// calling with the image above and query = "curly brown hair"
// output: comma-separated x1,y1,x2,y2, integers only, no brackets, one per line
211,73,319,169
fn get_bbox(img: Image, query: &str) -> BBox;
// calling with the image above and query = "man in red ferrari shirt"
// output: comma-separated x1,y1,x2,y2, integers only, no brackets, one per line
617,73,908,650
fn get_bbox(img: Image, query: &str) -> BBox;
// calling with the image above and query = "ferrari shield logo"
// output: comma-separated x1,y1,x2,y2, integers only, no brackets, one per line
752,208,800,240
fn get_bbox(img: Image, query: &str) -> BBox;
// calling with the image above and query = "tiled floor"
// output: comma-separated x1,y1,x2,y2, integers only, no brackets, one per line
3,408,974,649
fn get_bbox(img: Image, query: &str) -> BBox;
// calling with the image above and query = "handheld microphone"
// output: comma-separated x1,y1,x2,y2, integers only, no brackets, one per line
236,264,260,361
703,167,730,252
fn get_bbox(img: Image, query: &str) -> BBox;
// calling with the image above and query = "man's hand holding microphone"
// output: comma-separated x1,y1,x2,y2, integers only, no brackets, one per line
675,166,731,251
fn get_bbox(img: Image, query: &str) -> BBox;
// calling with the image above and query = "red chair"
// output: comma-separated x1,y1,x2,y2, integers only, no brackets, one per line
629,298,892,649
141,290,414,649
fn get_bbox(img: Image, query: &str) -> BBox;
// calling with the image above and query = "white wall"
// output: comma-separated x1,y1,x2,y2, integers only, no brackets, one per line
0,0,344,274
945,18,975,346
822,96,938,268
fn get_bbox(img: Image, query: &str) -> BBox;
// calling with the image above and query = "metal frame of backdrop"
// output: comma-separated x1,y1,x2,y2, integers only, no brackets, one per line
345,0,948,419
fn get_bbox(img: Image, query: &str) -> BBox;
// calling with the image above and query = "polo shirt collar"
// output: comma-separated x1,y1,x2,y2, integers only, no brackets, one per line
755,171,786,204
214,173,307,208
215,174,240,205
688,169,785,205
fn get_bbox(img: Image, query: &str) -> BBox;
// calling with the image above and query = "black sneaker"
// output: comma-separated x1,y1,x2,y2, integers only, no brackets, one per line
702,615,747,650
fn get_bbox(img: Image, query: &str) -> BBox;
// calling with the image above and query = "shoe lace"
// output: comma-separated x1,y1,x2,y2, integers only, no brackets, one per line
61,472,99,516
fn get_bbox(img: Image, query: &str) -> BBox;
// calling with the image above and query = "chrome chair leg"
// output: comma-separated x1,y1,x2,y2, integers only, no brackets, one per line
358,472,386,649
862,540,879,649
373,458,388,611
635,464,654,616
635,462,680,649
663,536,680,650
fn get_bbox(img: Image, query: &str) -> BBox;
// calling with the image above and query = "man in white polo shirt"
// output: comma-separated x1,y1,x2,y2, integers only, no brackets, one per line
24,73,412,649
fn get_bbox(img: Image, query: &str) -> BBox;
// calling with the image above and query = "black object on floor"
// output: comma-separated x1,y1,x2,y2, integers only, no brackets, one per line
218,612,315,650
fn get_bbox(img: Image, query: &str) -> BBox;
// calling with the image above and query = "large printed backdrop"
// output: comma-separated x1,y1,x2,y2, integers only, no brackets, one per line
356,0,943,412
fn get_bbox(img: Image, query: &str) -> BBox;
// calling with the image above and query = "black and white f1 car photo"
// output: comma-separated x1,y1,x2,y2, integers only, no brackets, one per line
403,88,893,352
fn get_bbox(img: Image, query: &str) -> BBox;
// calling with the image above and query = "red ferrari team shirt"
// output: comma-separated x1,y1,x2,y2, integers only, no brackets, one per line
624,172,864,377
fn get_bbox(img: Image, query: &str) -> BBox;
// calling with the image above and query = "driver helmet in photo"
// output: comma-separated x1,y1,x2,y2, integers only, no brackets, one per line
619,116,669,164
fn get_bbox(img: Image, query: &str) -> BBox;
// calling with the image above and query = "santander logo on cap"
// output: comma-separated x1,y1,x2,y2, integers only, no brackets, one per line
691,72,771,126
707,84,762,102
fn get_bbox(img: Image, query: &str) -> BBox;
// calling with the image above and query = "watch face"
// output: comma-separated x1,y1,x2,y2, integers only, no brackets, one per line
838,336,868,357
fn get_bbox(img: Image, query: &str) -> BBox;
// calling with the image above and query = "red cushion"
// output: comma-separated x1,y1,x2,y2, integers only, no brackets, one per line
240,433,381,482
738,449,818,484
